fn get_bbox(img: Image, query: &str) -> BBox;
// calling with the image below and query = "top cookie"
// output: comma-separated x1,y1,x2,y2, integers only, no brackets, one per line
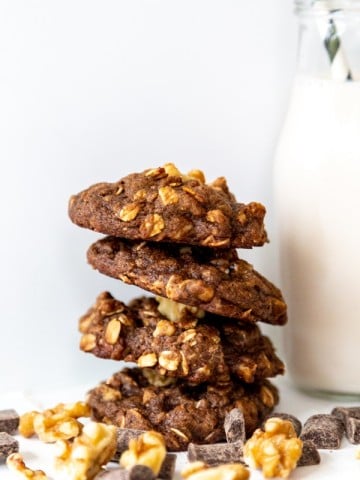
68,163,268,248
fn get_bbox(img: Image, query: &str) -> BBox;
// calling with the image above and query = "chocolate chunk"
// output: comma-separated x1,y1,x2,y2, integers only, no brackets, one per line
224,409,246,443
113,428,146,460
300,414,344,449
0,409,19,435
331,407,360,444
345,417,360,444
97,466,155,480
0,432,19,462
158,454,176,480
332,407,360,422
297,440,321,467
187,441,244,466
263,413,302,437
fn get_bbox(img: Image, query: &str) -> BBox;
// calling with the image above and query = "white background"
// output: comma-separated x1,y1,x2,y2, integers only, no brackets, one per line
0,0,298,392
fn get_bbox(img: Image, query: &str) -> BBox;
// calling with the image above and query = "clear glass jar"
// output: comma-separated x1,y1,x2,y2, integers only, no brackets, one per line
274,0,360,398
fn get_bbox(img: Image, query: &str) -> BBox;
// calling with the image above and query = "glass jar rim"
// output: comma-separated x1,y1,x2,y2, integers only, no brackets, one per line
295,0,360,13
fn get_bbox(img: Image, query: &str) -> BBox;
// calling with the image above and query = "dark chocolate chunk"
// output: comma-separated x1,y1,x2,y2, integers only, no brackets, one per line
297,440,321,467
0,409,19,435
0,432,19,462
332,407,360,422
158,454,176,480
263,412,302,437
300,414,344,449
224,408,246,443
346,417,360,444
113,428,146,461
187,441,244,466
97,466,155,480
331,407,360,444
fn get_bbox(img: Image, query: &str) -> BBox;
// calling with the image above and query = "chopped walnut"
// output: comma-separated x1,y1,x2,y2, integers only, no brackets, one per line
142,368,176,387
165,276,215,304
187,169,206,183
7,453,48,480
55,421,117,480
153,319,176,337
244,417,303,478
181,461,249,480
19,402,90,443
140,213,165,238
119,430,166,476
156,297,204,323
158,186,179,205
137,353,158,368
158,350,180,371
118,203,140,221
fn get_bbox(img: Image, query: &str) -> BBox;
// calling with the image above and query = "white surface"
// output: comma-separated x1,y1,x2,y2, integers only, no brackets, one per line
0,378,360,479
0,0,297,391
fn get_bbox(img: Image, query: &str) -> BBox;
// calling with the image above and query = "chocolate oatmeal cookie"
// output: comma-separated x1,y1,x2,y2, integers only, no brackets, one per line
68,163,268,249
86,367,279,451
79,293,284,385
86,238,287,325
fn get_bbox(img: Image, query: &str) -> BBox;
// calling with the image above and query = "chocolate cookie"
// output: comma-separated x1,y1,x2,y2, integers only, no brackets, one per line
86,367,279,451
79,293,284,385
86,237,287,325
68,163,268,249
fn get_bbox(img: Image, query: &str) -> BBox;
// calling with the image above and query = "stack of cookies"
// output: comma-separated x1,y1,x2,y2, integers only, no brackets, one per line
68,163,287,452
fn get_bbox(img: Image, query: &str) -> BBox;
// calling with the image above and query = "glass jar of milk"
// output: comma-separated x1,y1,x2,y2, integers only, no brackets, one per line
274,0,360,397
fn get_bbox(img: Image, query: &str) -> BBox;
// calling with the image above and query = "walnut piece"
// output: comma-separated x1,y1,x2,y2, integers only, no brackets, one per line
158,350,180,371
119,430,166,476
55,421,117,480
118,203,140,222
19,402,90,443
156,296,205,324
142,368,176,387
7,453,48,480
181,461,249,480
140,213,165,238
244,417,303,478
158,186,179,205
137,353,158,368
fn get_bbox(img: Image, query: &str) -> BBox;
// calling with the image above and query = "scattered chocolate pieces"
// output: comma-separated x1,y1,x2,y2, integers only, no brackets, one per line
0,409,19,435
224,408,246,443
300,414,344,449
187,441,243,466
263,412,302,437
0,432,19,462
297,440,321,467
